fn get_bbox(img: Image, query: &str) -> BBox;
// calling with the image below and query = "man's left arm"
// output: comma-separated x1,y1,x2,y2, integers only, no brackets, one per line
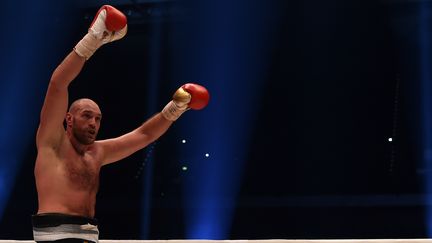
98,113,171,165
98,83,209,165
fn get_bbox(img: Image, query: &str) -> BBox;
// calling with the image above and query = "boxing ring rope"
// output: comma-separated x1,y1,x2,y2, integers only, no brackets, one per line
0,240,432,243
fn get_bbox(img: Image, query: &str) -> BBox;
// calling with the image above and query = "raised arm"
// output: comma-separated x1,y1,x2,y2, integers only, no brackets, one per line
36,5,127,149
36,49,86,148
99,83,210,165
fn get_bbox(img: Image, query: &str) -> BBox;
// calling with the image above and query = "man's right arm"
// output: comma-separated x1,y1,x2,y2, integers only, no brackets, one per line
36,5,128,149
36,52,86,148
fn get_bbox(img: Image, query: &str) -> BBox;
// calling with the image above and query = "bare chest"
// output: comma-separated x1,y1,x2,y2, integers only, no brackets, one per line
62,149,101,191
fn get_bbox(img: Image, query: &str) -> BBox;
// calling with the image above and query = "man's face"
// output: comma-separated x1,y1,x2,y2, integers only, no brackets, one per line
69,102,102,145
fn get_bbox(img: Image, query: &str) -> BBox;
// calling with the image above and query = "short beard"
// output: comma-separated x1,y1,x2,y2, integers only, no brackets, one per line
72,126,95,145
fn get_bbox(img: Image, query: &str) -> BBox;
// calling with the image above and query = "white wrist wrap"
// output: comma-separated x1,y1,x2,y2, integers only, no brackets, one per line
73,8,127,60
161,101,188,121
74,33,103,60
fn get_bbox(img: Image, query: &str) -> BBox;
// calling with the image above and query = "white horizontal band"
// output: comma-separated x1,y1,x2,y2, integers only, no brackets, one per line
4,239,432,243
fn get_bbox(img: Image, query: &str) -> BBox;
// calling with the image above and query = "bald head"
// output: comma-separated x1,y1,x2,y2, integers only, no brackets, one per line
69,98,101,115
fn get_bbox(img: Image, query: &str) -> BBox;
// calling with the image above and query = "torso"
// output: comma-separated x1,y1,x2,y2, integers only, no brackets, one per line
34,135,103,218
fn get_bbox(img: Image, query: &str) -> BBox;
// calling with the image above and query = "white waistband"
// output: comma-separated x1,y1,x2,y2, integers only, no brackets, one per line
33,223,99,242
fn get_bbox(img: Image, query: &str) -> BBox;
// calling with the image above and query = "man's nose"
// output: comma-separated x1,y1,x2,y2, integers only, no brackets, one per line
89,119,96,128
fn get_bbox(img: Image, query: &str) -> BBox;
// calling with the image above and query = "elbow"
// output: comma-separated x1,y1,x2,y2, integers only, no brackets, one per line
49,77,68,91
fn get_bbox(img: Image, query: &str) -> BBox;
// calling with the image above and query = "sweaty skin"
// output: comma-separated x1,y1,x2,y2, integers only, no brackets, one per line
35,51,173,218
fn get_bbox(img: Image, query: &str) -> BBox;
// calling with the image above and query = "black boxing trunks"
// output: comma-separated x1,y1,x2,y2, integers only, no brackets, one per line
32,213,99,243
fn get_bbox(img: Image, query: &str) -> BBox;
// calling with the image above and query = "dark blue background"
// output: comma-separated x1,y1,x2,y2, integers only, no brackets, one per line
0,0,426,240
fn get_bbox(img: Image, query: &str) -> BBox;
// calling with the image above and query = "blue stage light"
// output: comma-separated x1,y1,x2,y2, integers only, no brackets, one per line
419,1,432,236
0,1,69,221
167,0,281,239
140,17,163,239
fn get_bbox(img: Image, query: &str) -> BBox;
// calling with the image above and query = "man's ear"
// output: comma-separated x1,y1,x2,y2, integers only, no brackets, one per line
65,113,73,127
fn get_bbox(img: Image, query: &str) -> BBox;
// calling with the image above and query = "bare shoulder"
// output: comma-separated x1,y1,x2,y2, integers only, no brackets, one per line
92,140,106,155
93,140,112,164
36,130,67,155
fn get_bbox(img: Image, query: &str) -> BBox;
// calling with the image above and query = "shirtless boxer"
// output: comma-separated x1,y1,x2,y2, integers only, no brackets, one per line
32,5,209,243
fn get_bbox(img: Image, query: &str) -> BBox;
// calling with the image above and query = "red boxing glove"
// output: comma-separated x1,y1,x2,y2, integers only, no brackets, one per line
161,83,210,121
181,83,210,110
91,5,127,32
75,5,128,60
